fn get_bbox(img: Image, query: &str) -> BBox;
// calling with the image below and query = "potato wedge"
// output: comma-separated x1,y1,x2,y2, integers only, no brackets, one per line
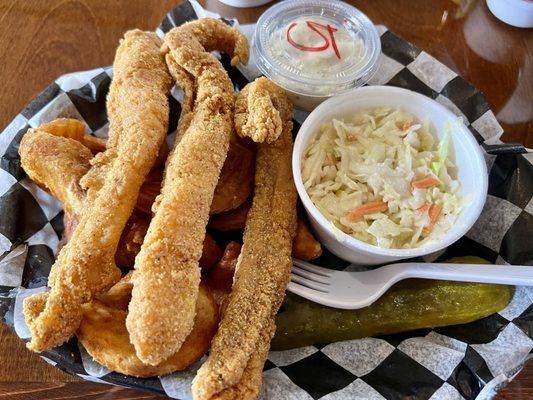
292,218,322,261
210,135,255,215
77,283,218,377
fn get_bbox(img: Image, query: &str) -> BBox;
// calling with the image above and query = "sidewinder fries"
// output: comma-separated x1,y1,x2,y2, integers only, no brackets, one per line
39,118,107,153
205,242,241,307
208,199,251,232
210,134,255,214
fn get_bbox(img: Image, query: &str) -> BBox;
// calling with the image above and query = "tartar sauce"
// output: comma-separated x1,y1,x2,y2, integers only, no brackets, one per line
268,17,364,79
253,0,381,111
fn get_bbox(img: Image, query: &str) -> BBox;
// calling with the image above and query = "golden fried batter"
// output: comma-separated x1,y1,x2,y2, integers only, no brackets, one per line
23,30,171,352
234,78,291,144
192,78,297,399
19,130,92,216
210,321,275,400
126,18,249,366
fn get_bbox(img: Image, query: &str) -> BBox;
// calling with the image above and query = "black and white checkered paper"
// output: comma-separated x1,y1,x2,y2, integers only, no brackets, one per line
0,1,531,399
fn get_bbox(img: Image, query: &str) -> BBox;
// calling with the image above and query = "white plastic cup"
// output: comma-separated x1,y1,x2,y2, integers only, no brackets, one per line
292,86,488,265
486,0,533,28
253,0,381,111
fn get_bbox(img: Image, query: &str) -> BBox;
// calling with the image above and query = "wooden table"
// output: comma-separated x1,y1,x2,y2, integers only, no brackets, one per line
0,0,531,399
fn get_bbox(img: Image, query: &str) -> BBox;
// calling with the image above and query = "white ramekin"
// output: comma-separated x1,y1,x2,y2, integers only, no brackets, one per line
252,0,381,112
486,0,533,28
292,86,488,265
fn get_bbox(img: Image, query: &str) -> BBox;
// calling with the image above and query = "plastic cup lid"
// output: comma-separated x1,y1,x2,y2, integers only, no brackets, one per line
253,0,381,97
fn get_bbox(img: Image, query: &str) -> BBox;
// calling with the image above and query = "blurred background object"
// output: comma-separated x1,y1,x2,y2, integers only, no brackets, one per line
486,0,533,28
217,0,271,8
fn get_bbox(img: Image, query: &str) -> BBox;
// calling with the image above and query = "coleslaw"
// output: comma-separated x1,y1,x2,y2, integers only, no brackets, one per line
301,107,462,249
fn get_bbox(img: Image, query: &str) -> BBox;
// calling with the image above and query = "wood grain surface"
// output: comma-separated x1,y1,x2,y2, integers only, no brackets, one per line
0,0,531,399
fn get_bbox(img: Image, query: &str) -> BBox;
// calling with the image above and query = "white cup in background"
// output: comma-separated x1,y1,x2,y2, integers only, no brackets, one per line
486,0,533,28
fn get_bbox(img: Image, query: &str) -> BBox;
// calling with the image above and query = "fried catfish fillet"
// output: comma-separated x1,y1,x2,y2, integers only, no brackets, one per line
23,30,171,352
126,18,249,366
192,78,297,400
19,129,92,215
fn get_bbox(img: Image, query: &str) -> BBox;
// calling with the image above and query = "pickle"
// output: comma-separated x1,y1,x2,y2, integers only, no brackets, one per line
273,257,513,350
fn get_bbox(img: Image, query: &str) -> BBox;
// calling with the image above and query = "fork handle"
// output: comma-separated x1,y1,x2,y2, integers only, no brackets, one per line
399,263,533,286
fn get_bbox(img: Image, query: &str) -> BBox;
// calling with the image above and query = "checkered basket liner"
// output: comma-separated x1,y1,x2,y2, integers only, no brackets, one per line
0,1,531,399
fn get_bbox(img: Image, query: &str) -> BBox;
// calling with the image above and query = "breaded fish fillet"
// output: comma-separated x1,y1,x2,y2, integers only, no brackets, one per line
22,30,171,352
126,18,249,366
19,130,92,216
210,321,275,400
192,78,297,399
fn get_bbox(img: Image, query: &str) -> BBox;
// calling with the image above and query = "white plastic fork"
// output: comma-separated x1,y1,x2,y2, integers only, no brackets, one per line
288,258,533,309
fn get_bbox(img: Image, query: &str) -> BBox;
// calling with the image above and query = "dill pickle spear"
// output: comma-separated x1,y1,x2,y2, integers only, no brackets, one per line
273,257,513,350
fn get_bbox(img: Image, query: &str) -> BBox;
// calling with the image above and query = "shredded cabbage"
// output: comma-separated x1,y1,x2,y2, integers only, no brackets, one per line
301,107,462,249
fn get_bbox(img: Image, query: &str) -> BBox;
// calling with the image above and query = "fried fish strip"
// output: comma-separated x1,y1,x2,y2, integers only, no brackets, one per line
234,78,288,144
192,78,297,399
204,240,274,400
126,18,249,366
23,30,171,352
19,130,92,216
210,321,275,400
19,130,222,274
